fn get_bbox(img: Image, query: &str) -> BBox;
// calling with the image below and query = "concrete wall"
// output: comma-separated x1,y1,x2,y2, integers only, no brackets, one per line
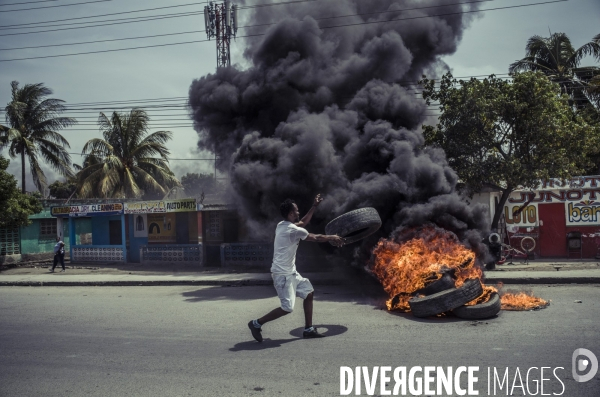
20,219,71,256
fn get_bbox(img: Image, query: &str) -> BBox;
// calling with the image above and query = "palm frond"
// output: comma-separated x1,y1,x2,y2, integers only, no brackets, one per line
131,165,166,194
26,150,48,193
82,138,113,156
37,139,74,178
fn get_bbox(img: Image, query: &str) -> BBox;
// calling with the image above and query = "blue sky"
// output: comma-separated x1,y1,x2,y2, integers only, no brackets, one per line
0,0,598,191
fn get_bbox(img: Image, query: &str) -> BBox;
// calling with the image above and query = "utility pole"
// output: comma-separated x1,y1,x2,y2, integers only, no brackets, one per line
204,1,238,68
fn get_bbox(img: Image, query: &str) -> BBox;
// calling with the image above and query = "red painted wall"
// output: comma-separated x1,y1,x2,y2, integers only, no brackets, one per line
538,203,567,257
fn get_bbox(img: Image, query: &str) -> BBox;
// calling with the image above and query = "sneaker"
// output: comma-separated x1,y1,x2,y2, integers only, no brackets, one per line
49,269,54,273
60,269,65,272
303,327,325,338
247,321,263,342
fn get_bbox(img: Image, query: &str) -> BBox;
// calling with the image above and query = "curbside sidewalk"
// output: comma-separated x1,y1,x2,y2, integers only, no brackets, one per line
1,259,600,287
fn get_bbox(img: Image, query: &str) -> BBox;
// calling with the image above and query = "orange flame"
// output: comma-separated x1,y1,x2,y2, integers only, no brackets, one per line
371,225,545,313
501,291,549,310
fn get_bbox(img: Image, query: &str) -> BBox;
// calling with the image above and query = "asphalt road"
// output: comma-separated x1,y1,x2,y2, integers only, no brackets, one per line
1,282,599,397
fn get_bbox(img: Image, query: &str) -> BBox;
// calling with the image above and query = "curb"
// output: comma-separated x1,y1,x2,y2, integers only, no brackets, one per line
484,277,600,284
0,279,342,287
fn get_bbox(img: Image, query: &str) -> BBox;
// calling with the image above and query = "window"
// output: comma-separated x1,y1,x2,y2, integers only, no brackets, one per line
205,211,223,241
0,226,20,255
39,219,57,238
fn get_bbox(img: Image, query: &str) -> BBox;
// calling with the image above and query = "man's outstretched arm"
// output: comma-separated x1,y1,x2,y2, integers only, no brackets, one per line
296,194,322,227
305,233,344,247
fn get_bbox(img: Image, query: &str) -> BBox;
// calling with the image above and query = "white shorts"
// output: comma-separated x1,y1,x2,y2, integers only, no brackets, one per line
272,272,314,313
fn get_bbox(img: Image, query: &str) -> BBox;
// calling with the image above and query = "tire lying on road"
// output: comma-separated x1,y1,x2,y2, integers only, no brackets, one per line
453,293,501,320
325,208,382,245
408,278,483,318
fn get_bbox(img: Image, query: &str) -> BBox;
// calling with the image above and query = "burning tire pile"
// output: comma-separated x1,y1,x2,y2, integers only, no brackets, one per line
326,210,547,319
369,225,548,319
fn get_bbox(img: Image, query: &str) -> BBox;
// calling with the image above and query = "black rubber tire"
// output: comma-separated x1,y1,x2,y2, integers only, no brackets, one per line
415,272,456,296
325,208,382,245
408,278,483,318
453,293,501,319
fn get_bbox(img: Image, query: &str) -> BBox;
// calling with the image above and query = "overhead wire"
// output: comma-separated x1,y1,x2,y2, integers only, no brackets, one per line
0,0,570,62
0,0,112,13
0,0,60,6
0,74,589,113
0,0,493,32
0,2,202,27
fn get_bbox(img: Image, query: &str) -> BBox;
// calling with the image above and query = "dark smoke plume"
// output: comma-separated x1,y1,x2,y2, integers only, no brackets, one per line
189,0,490,260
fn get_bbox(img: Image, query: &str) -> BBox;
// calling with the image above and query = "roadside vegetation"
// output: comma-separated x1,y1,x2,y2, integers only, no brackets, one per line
419,31,600,231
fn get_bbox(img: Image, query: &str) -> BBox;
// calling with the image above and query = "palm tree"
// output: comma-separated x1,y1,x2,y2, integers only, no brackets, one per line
509,32,600,108
0,81,75,193
77,109,180,198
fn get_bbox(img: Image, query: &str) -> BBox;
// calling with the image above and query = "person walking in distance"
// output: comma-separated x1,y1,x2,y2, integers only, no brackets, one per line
51,241,66,273
248,194,344,342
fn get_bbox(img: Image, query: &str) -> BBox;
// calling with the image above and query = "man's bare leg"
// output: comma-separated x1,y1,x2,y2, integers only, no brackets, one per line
258,307,289,325
303,292,313,328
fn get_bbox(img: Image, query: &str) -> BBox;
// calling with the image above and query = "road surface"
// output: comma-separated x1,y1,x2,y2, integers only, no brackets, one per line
1,282,599,396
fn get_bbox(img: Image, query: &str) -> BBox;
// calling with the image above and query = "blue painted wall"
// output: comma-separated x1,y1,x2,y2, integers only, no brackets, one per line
91,216,122,245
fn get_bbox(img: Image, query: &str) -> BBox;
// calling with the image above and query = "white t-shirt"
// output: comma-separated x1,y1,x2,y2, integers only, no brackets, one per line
270,221,309,275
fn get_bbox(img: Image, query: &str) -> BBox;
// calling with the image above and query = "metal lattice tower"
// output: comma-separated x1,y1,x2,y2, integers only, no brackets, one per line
204,1,238,68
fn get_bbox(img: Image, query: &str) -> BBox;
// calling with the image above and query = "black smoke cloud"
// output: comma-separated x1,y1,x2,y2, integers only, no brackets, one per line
188,0,490,259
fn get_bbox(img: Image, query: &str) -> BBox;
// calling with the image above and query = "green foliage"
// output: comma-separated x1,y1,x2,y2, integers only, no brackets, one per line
49,179,77,199
421,71,599,229
0,81,75,193
509,32,600,109
0,156,42,228
77,109,180,199
180,172,216,197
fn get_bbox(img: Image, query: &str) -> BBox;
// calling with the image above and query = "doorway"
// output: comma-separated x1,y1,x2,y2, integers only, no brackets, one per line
538,203,566,257
109,220,122,245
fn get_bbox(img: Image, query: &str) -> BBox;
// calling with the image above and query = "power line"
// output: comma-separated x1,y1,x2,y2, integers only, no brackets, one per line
0,11,204,36
0,11,203,32
0,0,490,32
0,0,112,13
0,0,59,6
0,0,569,62
65,152,219,161
0,31,203,51
0,2,201,28
0,0,483,36
0,75,589,114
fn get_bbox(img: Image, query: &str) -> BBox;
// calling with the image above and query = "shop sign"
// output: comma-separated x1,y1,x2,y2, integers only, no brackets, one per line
504,203,538,227
51,203,124,217
148,213,176,243
566,201,600,226
124,199,196,214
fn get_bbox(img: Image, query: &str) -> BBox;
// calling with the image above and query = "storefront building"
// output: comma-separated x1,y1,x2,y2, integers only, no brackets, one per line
51,202,127,262
124,198,201,264
476,176,600,259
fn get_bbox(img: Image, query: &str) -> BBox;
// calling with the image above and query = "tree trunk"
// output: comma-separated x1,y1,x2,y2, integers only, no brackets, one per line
21,150,25,193
491,188,513,231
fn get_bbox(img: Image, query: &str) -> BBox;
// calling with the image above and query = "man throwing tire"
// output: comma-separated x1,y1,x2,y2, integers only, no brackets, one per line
248,194,344,342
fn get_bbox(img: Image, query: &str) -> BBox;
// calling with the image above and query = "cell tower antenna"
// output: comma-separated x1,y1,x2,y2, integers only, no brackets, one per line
204,1,238,68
